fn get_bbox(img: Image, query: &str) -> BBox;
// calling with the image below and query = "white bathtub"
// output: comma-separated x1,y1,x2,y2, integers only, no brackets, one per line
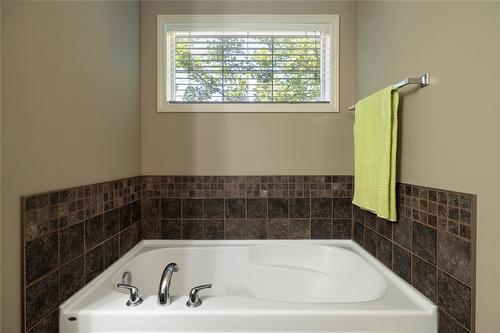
60,240,437,333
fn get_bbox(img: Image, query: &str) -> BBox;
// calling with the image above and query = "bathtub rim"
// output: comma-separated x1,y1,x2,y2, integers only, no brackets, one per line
59,239,437,316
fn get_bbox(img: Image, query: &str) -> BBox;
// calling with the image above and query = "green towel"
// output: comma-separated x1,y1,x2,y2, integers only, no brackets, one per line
353,86,399,221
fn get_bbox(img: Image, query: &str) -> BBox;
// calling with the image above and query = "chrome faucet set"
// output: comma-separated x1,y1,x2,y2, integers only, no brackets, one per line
116,263,212,308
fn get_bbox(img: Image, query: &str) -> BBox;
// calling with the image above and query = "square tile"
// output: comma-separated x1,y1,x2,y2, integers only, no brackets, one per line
268,219,289,239
247,198,267,218
448,192,459,207
428,202,438,215
459,225,471,239
448,207,459,222
364,211,377,229
412,255,437,302
311,198,333,218
142,215,160,239
353,204,366,223
247,219,267,239
393,216,411,250
438,231,471,285
290,198,310,218
332,219,351,239
130,200,141,223
311,219,332,239
225,199,246,218
225,219,247,239
353,222,365,245
411,186,420,197
204,220,224,240
438,271,471,329
37,194,49,209
50,192,59,205
447,221,459,235
377,218,393,239
25,271,59,329
459,209,472,225
27,309,58,333
182,199,203,218
428,214,437,227
459,194,472,210
393,244,411,283
412,222,437,264
60,255,84,302
118,204,131,231
364,227,377,257
412,208,420,222
268,198,289,218
182,219,203,239
142,198,160,220
85,244,104,283
25,232,59,284
438,191,448,204
120,223,140,254
333,198,352,218
438,204,447,218
289,219,311,239
428,190,437,202
203,199,224,219
60,223,84,264
377,235,392,268
438,310,469,333
161,219,181,239
104,236,120,268
161,198,181,218
25,196,38,212
85,215,103,250
103,209,118,239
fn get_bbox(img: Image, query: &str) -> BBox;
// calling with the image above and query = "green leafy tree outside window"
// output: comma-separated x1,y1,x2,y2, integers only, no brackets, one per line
174,33,323,103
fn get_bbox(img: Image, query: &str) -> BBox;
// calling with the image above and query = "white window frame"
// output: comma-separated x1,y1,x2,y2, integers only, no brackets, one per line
157,15,340,113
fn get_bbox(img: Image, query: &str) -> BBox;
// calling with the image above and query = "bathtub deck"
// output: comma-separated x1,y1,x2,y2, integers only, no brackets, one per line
60,240,437,333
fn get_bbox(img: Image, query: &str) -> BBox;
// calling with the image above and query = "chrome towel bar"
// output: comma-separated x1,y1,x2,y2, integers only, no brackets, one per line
348,73,430,111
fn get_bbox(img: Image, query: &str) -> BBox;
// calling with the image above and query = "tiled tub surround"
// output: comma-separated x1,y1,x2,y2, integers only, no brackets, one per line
141,176,354,241
21,175,353,333
21,175,475,333
22,177,142,333
353,183,475,333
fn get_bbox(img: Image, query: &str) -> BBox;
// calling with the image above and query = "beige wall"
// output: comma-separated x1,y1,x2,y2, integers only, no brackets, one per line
141,1,355,175
1,1,498,332
0,1,2,328
0,1,141,332
356,1,500,331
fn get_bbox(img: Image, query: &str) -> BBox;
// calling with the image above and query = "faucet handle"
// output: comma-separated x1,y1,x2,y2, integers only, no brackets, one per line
121,271,132,285
117,283,143,307
186,284,212,308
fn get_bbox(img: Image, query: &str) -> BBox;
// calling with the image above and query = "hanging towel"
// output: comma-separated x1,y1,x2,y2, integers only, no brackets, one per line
353,86,399,221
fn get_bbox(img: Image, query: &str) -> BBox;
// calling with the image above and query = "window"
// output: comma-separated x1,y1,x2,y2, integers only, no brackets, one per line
157,15,339,112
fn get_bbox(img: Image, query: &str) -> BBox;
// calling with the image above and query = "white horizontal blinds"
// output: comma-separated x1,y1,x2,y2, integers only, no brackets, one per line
165,22,331,33
167,25,331,103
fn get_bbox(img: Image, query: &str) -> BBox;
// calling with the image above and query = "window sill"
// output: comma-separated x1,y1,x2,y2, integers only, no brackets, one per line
157,102,339,113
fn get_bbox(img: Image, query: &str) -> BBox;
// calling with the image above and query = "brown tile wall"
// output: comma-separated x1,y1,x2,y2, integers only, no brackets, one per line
22,175,475,333
141,175,354,241
353,183,476,333
22,177,142,333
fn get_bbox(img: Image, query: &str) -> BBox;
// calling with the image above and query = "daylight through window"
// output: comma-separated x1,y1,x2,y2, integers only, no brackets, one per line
166,27,332,104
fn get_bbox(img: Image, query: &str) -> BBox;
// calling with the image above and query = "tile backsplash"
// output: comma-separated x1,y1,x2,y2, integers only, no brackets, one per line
141,175,354,241
21,176,475,333
353,183,475,333
22,177,142,333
